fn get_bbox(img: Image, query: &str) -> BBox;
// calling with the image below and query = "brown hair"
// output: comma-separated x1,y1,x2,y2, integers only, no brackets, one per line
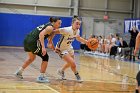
72,15,81,23
50,17,61,23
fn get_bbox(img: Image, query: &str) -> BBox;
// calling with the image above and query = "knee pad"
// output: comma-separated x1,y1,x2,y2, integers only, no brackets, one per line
136,71,140,86
38,53,49,62
138,81,140,87
42,53,49,61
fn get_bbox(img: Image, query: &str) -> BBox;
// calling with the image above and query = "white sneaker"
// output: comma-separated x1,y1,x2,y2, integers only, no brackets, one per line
75,73,83,83
36,75,49,83
57,69,66,80
15,71,23,79
105,53,109,57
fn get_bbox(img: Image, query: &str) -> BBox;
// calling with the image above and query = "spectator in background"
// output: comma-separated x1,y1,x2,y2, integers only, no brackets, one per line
109,33,116,47
89,34,96,39
104,35,110,55
129,26,139,61
115,33,121,47
120,37,128,48
119,37,129,59
98,36,103,53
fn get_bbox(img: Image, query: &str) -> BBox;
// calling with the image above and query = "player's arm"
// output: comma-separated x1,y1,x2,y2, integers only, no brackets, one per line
76,35,88,44
134,32,140,56
47,33,56,50
46,28,58,50
53,28,66,34
47,28,60,45
53,28,66,53
39,26,53,55
47,28,64,50
53,29,61,34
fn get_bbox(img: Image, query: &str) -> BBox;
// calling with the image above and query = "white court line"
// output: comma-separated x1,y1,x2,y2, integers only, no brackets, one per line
42,84,60,93
0,74,60,93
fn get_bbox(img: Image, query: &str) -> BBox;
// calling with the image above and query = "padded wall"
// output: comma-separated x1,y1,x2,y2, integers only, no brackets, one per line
0,13,82,50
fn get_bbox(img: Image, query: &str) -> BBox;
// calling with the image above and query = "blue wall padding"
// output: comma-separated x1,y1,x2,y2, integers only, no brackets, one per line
0,13,82,50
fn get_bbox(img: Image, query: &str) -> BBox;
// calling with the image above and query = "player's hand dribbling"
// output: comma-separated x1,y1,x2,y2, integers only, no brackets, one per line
42,47,46,56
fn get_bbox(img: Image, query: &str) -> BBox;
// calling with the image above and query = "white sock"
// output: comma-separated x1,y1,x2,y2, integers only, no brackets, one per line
59,68,64,72
40,73,45,77
18,67,24,73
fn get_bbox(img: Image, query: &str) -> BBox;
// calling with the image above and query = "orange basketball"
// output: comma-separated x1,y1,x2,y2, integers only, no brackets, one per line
87,38,99,50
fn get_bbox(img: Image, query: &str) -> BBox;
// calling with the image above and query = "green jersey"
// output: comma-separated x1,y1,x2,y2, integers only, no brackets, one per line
28,22,53,41
24,22,53,53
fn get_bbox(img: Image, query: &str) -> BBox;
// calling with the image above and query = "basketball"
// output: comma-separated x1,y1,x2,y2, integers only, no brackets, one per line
87,38,99,50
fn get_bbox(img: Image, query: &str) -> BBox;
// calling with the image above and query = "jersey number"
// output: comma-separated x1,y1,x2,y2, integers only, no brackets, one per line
37,24,45,31
67,41,72,44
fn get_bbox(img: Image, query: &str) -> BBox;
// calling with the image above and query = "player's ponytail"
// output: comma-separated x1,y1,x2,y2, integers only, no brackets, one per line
49,17,61,23
73,15,79,18
72,15,81,23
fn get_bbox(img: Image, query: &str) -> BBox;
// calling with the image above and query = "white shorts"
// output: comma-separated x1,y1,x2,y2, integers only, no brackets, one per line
59,48,74,58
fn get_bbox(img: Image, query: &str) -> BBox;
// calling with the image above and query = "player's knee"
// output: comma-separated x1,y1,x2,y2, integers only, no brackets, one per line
42,54,49,62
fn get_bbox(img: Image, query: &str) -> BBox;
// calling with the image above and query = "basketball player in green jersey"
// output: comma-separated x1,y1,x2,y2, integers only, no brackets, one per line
15,17,61,83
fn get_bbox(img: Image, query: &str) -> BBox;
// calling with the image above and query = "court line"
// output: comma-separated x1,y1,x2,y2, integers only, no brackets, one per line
0,87,50,90
77,59,136,80
0,73,136,85
3,82,60,93
42,85,60,93
0,76,60,93
7,51,60,93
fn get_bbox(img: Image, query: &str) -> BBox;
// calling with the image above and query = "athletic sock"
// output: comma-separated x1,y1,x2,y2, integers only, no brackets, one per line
18,67,24,74
40,73,45,77
60,68,64,72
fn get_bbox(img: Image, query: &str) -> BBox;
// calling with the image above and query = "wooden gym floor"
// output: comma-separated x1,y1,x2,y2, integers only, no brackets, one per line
0,47,139,93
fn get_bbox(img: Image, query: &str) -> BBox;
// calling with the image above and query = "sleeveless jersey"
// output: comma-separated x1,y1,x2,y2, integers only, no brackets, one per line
57,26,80,50
26,22,53,42
24,22,53,53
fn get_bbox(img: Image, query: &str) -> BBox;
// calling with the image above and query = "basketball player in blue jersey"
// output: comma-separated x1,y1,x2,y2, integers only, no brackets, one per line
53,16,88,82
134,32,140,93
15,17,61,83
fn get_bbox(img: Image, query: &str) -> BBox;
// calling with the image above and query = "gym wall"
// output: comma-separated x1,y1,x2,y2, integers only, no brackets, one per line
0,0,139,48
0,0,72,16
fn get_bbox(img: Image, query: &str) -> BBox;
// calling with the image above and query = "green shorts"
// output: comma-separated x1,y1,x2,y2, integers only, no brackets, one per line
24,35,41,54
